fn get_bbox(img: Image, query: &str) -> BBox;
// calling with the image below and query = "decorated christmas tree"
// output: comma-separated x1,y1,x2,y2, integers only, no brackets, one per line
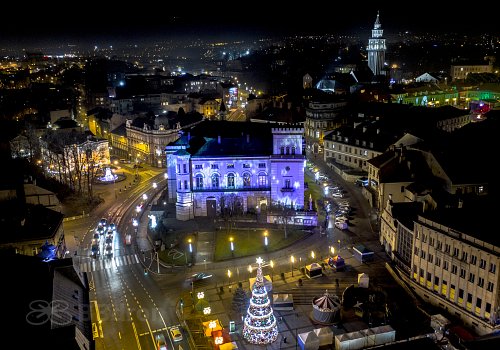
243,257,278,344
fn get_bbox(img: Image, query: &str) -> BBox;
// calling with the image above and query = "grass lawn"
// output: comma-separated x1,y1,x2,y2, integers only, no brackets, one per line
214,227,310,261
304,172,327,222
158,248,193,266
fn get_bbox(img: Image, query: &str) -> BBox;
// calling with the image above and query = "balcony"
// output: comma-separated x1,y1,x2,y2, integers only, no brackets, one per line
280,187,295,193
192,186,271,193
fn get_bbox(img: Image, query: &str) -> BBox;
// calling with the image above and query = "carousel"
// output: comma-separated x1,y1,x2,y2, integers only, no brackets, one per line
311,290,341,325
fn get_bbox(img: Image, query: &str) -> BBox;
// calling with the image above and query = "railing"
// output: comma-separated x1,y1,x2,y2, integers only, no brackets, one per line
192,186,271,192
280,187,295,193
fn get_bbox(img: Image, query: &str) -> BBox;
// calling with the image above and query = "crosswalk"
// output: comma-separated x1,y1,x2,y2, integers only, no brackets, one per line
77,254,140,273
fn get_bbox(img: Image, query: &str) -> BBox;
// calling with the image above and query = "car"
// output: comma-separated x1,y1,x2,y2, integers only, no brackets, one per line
156,333,167,350
91,244,100,257
96,226,105,235
105,244,113,257
170,326,183,342
93,233,100,240
109,223,116,232
105,236,113,244
99,218,107,228
189,272,213,282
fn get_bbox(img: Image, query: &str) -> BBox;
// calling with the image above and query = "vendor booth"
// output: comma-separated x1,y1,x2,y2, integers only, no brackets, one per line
353,244,374,262
305,263,323,279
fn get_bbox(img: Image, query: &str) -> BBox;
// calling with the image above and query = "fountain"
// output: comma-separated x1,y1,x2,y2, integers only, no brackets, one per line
99,167,118,182
95,167,125,184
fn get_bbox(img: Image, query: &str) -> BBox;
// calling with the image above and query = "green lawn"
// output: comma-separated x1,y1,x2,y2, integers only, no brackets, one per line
214,227,309,261
304,171,327,222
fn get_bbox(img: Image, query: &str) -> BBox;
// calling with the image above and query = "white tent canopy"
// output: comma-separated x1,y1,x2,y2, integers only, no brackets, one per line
314,327,334,346
298,330,320,350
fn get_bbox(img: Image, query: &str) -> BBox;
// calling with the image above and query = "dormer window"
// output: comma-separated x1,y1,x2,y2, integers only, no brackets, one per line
369,142,374,148
355,139,359,145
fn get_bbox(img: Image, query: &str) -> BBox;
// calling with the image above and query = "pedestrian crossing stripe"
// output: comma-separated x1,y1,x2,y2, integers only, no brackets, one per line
78,254,140,272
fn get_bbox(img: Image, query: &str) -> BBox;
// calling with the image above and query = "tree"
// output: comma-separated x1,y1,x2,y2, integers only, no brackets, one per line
270,201,295,239
243,257,278,345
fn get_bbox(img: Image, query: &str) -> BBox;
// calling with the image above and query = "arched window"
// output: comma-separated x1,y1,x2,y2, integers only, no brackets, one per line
280,146,285,155
292,146,296,155
243,172,251,188
286,147,290,155
227,173,235,188
212,174,220,188
258,172,267,188
195,174,203,189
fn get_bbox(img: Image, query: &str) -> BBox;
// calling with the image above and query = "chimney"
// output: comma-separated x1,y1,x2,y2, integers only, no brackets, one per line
246,134,250,143
458,198,463,208
218,135,221,144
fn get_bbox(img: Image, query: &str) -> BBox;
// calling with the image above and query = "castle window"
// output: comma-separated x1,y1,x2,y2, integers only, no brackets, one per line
211,164,219,169
227,163,234,169
292,146,296,155
243,173,251,187
195,164,203,169
243,163,250,168
258,163,266,168
285,179,291,189
184,180,188,190
227,173,235,188
195,174,203,189
211,174,220,188
258,172,267,187
183,164,187,173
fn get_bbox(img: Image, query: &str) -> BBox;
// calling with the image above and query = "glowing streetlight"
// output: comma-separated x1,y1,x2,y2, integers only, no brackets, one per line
311,251,315,260
188,238,193,253
270,260,274,281
291,255,295,277
227,269,232,285
229,237,234,256
330,246,335,256
152,182,157,189
264,230,268,248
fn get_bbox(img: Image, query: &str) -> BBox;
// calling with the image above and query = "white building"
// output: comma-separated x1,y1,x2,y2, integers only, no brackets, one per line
166,121,311,223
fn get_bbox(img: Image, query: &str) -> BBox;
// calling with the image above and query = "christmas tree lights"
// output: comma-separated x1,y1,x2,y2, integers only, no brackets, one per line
243,257,278,344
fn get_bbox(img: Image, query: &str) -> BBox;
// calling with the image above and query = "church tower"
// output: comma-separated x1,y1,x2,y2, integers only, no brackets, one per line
367,11,386,76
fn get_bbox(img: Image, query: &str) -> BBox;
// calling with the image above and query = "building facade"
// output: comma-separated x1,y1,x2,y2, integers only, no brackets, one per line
166,122,307,222
411,213,500,335
305,100,348,154
367,12,386,76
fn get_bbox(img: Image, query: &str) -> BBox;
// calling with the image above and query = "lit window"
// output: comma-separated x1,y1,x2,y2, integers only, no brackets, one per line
227,173,235,188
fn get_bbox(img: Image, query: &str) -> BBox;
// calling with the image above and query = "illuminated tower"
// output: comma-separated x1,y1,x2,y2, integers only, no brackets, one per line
367,11,386,76
175,149,194,221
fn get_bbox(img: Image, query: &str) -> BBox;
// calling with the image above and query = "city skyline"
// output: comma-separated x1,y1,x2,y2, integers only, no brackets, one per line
1,6,498,49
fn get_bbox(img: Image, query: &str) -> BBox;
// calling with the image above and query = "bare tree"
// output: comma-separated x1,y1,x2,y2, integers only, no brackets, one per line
270,201,296,239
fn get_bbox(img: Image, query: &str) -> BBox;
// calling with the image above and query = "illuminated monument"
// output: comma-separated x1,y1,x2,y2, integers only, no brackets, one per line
367,11,386,76
166,120,306,221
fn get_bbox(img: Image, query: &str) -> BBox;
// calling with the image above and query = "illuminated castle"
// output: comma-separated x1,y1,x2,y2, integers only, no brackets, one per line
367,11,386,76
166,120,306,221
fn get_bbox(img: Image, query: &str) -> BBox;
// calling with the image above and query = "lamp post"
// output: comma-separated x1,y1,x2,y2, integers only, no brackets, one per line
229,237,234,257
311,251,315,261
248,264,253,279
264,230,268,250
270,260,274,282
227,269,232,286
290,255,295,277
338,239,341,252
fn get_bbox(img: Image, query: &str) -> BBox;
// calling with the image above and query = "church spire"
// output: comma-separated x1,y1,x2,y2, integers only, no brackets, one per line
374,11,381,29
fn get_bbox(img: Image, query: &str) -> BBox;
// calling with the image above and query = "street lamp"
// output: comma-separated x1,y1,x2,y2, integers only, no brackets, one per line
227,269,232,285
188,238,193,253
270,260,274,281
248,264,253,278
330,246,335,256
311,251,315,261
264,230,268,249
338,239,341,252
229,237,234,256
152,182,157,189
290,255,295,277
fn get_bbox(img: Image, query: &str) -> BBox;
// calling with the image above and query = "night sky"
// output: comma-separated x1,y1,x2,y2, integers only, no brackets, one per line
0,4,498,47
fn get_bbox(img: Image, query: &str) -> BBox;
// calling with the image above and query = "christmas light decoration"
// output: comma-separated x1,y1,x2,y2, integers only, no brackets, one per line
243,257,278,344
